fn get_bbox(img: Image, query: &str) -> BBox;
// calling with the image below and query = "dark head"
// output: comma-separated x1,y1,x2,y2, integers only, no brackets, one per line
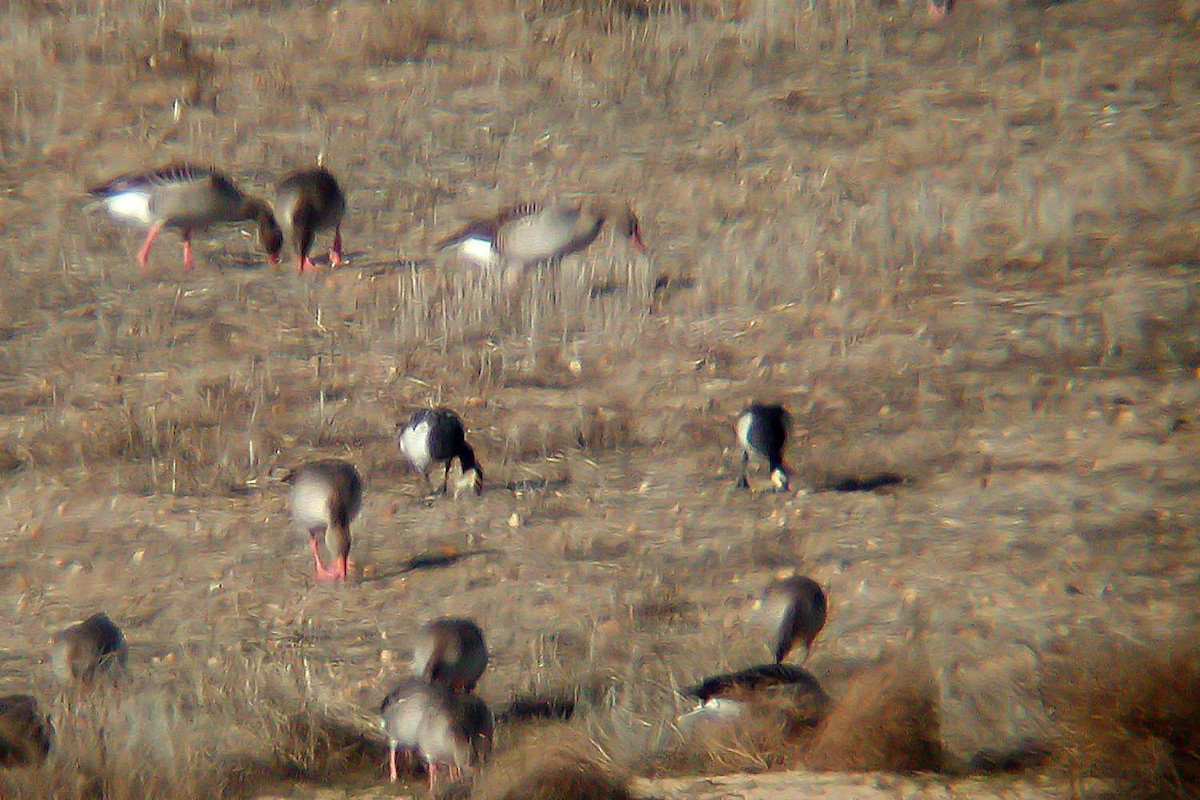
618,205,645,251
458,443,483,497
247,200,283,264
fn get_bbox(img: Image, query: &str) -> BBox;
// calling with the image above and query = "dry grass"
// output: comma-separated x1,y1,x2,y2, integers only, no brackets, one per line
1,0,1200,798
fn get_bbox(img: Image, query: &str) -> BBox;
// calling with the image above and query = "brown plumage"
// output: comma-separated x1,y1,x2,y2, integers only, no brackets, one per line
274,167,347,273
435,199,645,290
760,575,828,664
284,459,363,581
50,612,128,687
87,164,283,272
0,694,53,768
412,618,489,693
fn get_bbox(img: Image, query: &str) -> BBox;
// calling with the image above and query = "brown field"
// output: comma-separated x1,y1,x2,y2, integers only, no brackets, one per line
2,0,1200,798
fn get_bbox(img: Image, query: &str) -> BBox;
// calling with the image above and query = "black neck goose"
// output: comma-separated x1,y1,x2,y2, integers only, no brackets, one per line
274,167,346,273
87,164,283,272
398,408,483,497
415,688,493,794
284,459,363,581
0,694,54,768
412,618,488,693
50,612,128,687
735,403,791,492
435,199,645,290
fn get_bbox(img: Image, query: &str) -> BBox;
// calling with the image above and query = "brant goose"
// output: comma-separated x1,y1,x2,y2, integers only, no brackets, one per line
435,199,645,290
87,164,282,271
413,618,488,693
50,612,128,687
735,403,791,492
284,459,363,581
274,167,346,273
398,408,483,497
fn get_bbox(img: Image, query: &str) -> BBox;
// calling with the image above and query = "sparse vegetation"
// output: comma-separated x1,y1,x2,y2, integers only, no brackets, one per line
2,1,1200,799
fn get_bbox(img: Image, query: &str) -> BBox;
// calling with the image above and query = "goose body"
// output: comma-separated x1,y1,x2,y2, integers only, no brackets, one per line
398,408,483,496
413,618,488,693
436,200,644,290
678,663,830,731
87,164,282,271
274,167,346,273
380,677,442,782
0,694,53,768
50,612,128,687
760,575,827,664
285,459,363,581
735,403,791,492
416,689,493,792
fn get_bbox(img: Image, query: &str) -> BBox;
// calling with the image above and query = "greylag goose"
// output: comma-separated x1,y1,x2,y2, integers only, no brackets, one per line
678,575,829,729
416,688,493,793
735,403,791,492
274,167,346,273
398,409,483,497
50,612,128,687
284,459,363,581
413,618,488,693
87,164,283,272
379,677,441,783
0,694,53,768
435,199,645,290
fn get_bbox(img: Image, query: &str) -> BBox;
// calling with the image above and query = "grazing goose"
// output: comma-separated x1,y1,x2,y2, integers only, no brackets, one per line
284,459,363,581
413,618,488,693
759,575,828,664
735,403,791,492
50,612,128,687
274,167,346,273
380,677,441,783
0,694,53,768
398,408,483,497
435,199,645,290
416,688,493,793
87,164,283,272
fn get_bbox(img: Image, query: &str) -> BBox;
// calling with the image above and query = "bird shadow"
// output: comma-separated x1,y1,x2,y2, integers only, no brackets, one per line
359,549,497,583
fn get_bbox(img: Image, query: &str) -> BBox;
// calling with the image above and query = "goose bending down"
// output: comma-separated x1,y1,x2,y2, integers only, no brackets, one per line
757,575,827,664
435,199,645,290
275,167,346,273
87,164,283,272
50,612,128,687
735,403,791,492
413,618,488,693
285,460,363,581
379,679,494,791
398,408,483,497
0,694,54,768
380,677,441,782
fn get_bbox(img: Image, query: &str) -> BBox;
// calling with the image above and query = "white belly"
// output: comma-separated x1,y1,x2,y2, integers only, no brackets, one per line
100,190,155,226
400,419,434,472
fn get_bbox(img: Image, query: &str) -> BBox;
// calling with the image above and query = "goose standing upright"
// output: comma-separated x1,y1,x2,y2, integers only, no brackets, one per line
274,167,346,273
435,199,645,290
50,612,128,687
735,403,791,492
285,460,363,581
412,618,488,693
398,408,483,497
87,164,283,271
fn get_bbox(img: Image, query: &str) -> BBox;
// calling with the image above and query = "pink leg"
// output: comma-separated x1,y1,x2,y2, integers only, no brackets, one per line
334,553,349,581
389,747,399,782
330,227,343,267
182,231,195,272
137,222,164,271
297,255,317,273
309,538,340,581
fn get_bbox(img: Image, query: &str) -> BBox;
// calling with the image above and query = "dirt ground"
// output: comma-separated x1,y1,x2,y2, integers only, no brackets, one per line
2,0,1200,798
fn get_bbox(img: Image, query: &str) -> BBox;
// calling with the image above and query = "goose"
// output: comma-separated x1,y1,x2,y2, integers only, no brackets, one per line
435,199,645,290
398,408,483,497
284,459,363,581
413,618,488,693
87,164,283,272
50,612,128,687
416,688,493,793
0,694,53,768
379,677,441,783
274,167,346,273
735,403,791,492
759,575,828,664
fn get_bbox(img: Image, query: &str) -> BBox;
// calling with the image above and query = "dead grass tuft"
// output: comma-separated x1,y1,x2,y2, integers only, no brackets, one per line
1044,639,1200,799
472,723,633,800
805,652,944,773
